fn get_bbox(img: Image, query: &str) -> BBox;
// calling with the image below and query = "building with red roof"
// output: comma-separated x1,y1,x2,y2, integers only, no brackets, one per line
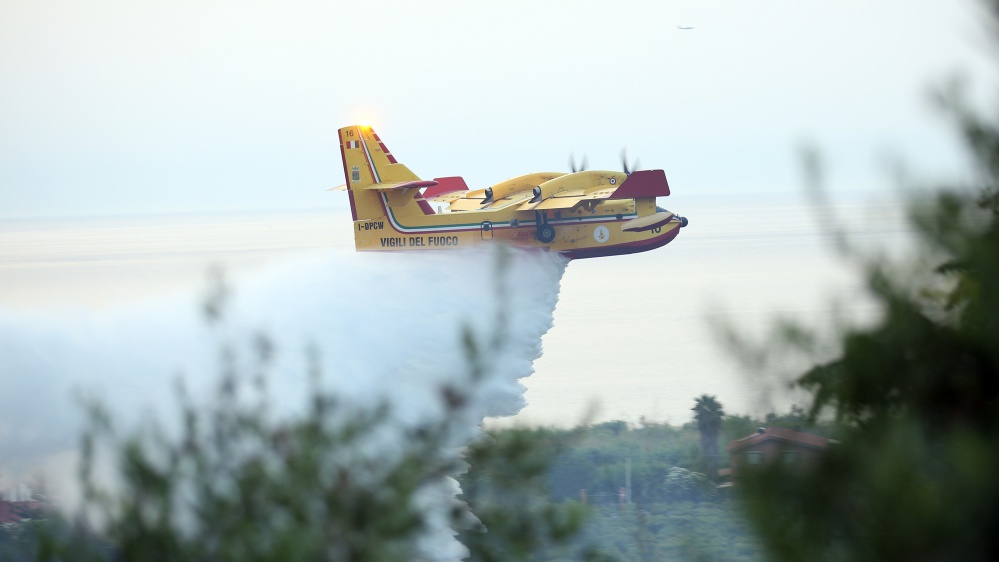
719,426,834,486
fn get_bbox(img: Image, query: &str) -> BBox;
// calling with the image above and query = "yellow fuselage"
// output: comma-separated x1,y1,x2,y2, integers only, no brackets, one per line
353,193,680,259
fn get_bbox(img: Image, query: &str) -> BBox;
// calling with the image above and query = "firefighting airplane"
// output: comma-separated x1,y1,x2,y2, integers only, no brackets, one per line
333,125,687,259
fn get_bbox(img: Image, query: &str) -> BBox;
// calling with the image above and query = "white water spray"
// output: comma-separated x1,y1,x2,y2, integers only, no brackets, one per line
0,246,568,559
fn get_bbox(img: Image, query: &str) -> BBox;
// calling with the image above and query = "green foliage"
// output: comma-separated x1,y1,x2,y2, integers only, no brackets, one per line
743,185,999,562
14,361,607,562
591,421,628,437
691,395,725,477
663,468,715,503
11,392,813,562
0,519,50,562
454,407,829,562
476,407,833,513
48,371,464,561
562,503,764,562
538,422,702,505
735,5,999,560
459,428,601,562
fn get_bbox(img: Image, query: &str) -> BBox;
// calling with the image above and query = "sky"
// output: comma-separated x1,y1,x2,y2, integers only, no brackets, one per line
2,0,995,219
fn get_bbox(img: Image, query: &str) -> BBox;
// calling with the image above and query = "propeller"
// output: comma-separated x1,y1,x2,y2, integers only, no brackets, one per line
569,153,589,173
621,149,641,176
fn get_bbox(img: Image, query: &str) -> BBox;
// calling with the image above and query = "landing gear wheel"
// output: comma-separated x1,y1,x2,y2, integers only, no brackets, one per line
536,224,556,243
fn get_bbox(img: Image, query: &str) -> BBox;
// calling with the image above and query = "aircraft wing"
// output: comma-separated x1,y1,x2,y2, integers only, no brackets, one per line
359,180,439,191
524,169,669,208
577,187,618,200
447,192,531,212
517,186,619,211
448,198,491,211
524,197,585,210
428,192,468,203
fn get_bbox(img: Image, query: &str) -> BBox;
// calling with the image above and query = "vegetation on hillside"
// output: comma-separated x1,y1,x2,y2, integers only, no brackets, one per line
1,395,823,562
458,405,831,562
692,394,725,476
731,2,999,559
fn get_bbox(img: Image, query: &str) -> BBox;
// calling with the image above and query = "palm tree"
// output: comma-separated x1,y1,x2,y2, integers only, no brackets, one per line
692,394,725,477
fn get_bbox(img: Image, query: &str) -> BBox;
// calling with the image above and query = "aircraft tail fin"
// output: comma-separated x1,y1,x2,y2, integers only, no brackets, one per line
337,125,421,219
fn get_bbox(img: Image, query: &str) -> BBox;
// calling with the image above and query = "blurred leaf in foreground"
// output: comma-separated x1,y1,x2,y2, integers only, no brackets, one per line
737,3,999,561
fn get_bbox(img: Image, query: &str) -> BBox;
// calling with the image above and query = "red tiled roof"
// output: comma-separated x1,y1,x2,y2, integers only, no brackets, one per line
728,426,830,452
0,501,46,524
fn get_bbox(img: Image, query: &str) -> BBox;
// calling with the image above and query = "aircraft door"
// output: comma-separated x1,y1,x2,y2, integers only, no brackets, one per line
480,221,494,240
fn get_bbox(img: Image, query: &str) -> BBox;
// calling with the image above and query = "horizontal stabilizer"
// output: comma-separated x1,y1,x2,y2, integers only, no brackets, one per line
361,180,440,191
622,211,675,232
424,177,469,199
